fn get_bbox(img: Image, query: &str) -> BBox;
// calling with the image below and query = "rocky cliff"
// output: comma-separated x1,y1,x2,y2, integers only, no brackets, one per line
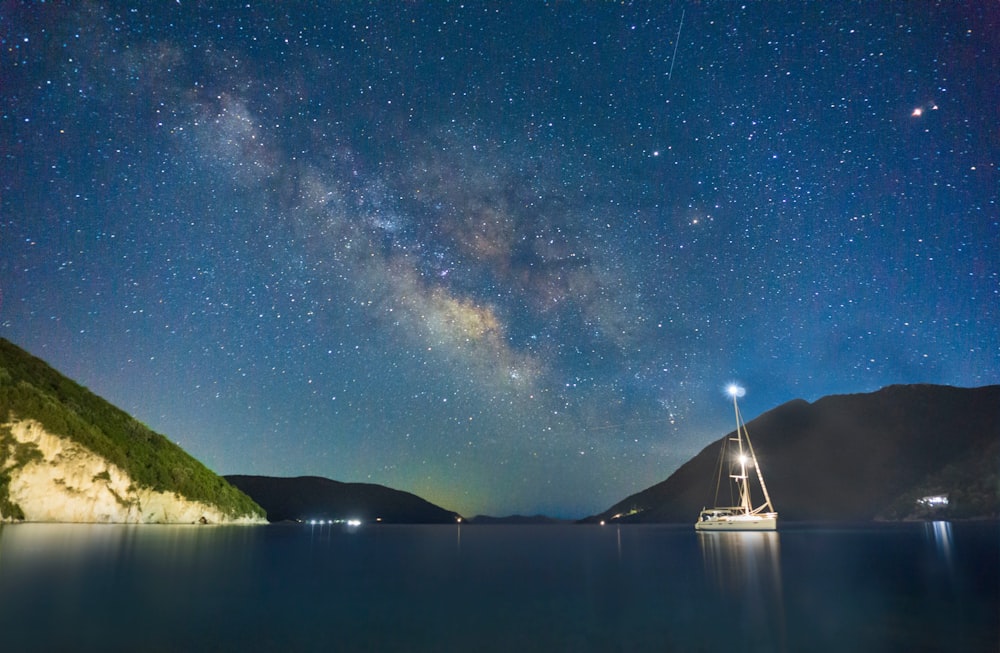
2,419,262,524
0,337,265,524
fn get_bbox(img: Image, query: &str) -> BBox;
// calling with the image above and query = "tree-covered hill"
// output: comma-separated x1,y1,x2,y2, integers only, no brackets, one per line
0,338,263,520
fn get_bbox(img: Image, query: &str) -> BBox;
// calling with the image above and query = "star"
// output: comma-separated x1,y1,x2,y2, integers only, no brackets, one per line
1,2,994,518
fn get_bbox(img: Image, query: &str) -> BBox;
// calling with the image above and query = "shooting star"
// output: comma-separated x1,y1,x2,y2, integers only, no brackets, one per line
667,9,685,81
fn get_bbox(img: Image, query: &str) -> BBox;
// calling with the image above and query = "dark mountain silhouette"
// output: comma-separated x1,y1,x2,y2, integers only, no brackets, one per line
586,384,999,524
225,474,462,523
468,514,568,525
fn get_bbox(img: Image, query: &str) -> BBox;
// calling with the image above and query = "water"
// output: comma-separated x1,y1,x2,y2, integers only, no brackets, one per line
0,522,995,652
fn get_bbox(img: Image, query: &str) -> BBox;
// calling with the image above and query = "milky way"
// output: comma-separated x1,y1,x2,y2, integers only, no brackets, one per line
2,2,997,517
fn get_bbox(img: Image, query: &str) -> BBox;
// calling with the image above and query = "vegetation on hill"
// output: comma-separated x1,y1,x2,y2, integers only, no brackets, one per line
0,338,264,519
0,425,43,519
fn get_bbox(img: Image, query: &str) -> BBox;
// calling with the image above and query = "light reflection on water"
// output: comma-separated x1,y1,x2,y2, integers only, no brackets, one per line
699,530,783,594
0,522,258,574
927,520,954,565
698,531,787,652
0,522,996,652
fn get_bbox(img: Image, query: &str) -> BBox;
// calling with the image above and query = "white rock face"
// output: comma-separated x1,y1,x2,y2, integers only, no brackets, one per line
1,419,264,524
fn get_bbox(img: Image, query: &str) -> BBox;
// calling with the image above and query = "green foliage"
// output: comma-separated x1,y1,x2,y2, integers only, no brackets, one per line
0,338,264,519
13,440,43,467
0,468,24,520
0,425,27,520
107,486,133,509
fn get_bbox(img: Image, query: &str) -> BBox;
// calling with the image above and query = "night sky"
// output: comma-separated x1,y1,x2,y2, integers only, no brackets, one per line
2,2,997,518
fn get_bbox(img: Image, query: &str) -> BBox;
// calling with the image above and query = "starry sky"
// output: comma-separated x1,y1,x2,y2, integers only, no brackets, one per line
2,2,997,518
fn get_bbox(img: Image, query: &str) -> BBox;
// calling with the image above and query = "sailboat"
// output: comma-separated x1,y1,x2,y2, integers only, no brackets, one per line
695,384,777,531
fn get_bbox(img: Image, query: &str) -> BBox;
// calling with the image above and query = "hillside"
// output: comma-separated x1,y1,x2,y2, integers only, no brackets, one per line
588,384,999,524
468,514,568,525
226,475,462,523
0,338,265,523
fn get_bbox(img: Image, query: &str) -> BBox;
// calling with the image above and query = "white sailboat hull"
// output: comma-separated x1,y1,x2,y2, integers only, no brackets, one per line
695,511,777,531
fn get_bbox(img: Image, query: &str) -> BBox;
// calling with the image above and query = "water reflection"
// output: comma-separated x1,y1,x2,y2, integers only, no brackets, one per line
699,531,782,592
926,520,954,566
924,519,960,591
0,523,260,595
0,523,994,652
699,531,787,651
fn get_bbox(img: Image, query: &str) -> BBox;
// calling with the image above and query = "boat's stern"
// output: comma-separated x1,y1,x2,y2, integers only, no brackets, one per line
695,509,777,531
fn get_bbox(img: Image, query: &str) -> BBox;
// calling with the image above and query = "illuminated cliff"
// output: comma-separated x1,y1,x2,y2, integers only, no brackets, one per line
0,338,264,524
2,419,263,523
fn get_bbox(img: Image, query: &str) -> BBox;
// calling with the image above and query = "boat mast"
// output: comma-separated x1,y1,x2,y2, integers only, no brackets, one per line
736,396,751,515
729,386,751,516
731,386,776,514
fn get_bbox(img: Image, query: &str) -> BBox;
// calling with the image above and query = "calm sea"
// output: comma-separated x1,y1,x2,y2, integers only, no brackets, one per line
0,521,995,652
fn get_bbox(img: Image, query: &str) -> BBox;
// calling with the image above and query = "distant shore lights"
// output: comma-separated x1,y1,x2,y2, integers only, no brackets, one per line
307,518,363,527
